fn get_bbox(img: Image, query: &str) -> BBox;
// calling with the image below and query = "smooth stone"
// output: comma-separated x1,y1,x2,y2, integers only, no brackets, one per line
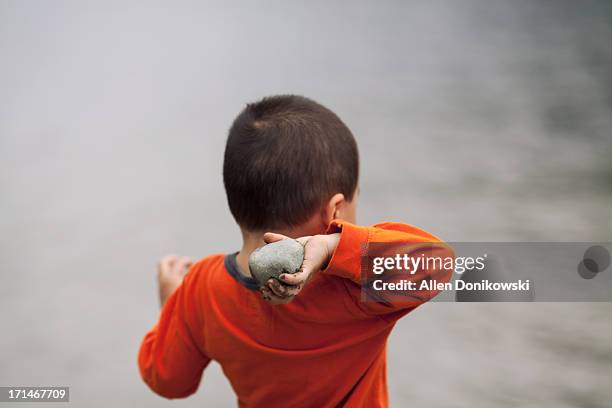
248,239,304,286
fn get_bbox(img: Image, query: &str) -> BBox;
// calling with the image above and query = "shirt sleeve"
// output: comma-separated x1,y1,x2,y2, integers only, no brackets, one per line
138,268,210,399
321,220,454,318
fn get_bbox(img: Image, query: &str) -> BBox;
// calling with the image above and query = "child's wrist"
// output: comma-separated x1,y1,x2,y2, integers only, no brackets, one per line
324,233,340,263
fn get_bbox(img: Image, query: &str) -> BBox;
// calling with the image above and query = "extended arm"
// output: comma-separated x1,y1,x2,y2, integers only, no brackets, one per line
138,261,210,398
263,220,453,316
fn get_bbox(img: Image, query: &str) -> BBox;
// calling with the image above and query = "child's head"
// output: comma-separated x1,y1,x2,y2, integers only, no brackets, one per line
223,95,359,234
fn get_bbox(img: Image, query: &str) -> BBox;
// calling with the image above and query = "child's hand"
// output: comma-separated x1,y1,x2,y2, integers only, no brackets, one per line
158,255,192,306
259,232,340,304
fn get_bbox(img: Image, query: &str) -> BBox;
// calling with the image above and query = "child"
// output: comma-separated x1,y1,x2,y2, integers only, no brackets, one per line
138,95,451,407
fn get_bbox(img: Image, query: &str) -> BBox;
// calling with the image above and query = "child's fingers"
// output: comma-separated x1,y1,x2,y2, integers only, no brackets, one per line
267,279,289,297
283,283,303,297
159,254,178,269
279,270,308,286
259,286,272,301
263,232,289,244
174,256,190,266
267,279,302,298
280,256,319,285
174,256,192,276
260,286,292,304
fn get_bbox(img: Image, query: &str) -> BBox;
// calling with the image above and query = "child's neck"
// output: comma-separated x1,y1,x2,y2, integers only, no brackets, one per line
235,234,266,278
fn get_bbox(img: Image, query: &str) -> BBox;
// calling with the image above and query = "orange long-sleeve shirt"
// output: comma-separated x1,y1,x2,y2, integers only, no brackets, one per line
138,220,451,407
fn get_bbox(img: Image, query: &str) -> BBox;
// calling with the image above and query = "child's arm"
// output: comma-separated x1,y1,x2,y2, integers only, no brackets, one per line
262,220,453,316
138,260,211,398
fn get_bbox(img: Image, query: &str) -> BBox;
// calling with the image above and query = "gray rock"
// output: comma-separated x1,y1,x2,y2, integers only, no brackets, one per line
248,239,304,286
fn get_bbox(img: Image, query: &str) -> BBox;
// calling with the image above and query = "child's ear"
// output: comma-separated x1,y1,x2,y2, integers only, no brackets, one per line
322,193,345,226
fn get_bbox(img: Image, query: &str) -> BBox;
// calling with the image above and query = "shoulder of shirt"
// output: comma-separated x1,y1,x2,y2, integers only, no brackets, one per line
189,253,225,274
372,221,444,242
181,254,227,293
182,253,226,286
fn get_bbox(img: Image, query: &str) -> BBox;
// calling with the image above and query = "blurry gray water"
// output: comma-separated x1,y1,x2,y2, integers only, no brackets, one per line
1,1,611,407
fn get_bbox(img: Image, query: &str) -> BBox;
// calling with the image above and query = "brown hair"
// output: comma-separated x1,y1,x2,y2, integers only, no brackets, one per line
223,95,359,230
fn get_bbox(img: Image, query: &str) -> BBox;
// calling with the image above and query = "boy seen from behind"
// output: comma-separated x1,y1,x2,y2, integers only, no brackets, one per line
138,95,451,407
